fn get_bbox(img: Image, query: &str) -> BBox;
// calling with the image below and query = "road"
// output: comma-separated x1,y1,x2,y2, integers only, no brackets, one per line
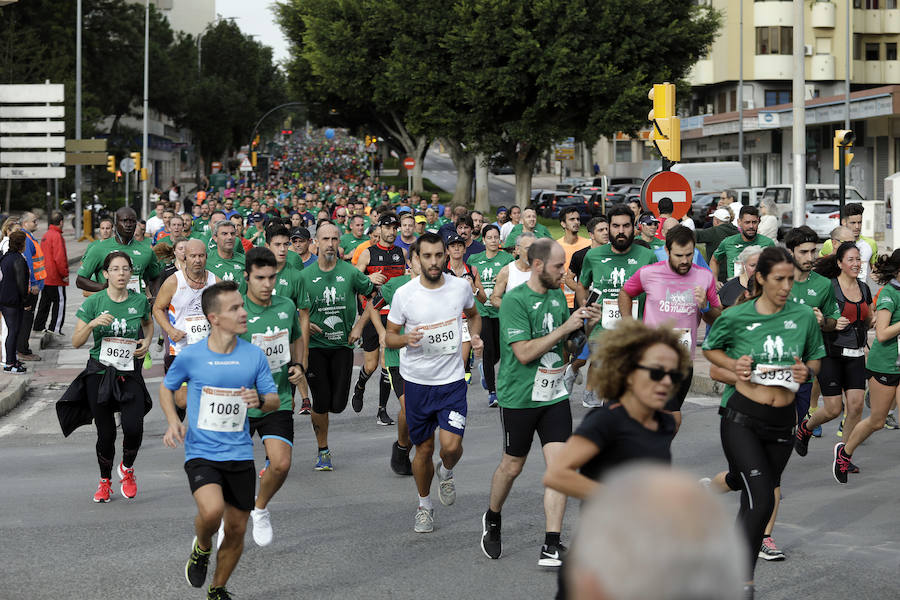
422,151,517,208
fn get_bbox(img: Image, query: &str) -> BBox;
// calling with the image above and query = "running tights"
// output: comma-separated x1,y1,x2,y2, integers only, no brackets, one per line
85,374,145,479
379,367,391,408
481,317,500,392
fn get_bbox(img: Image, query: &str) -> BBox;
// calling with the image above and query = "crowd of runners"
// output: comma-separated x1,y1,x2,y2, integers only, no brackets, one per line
53,132,898,600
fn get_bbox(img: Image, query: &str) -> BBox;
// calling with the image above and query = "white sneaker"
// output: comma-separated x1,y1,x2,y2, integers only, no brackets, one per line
435,460,456,506
215,518,225,550
582,389,602,408
562,364,577,393
414,507,434,533
698,477,712,490
251,507,273,546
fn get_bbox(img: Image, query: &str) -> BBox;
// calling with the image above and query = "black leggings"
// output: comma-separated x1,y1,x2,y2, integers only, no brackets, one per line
719,392,795,577
0,304,22,365
86,373,146,479
481,316,500,392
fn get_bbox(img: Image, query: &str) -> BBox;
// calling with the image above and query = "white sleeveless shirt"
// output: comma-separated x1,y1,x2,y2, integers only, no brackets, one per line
167,269,216,355
507,261,531,292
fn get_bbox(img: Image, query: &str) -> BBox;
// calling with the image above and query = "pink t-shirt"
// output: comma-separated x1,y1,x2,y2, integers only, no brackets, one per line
622,261,720,358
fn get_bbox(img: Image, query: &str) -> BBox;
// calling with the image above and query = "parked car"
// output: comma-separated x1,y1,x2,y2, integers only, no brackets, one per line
671,161,748,193
761,184,865,233
488,154,515,175
547,193,600,222
555,177,594,192
691,193,721,227
778,202,841,240
531,189,561,214
609,183,642,196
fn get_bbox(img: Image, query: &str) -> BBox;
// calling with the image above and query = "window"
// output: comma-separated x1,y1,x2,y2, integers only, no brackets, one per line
866,43,880,60
642,143,656,161
730,90,737,112
888,43,898,60
866,0,879,8
888,0,898,8
764,90,791,106
854,0,862,7
854,34,862,60
756,27,792,55
717,92,727,113
614,141,632,163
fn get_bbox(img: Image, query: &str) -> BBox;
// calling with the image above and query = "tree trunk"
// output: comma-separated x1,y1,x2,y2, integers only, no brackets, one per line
378,112,430,194
474,152,490,213
442,138,475,206
510,145,540,208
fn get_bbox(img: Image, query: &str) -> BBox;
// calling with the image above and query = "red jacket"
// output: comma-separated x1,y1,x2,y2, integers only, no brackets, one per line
40,224,69,286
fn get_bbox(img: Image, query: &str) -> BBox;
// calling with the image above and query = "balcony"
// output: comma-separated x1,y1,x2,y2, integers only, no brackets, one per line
866,60,884,82
810,54,836,80
754,54,793,79
811,2,835,28
689,59,715,85
886,9,900,33
754,1,793,27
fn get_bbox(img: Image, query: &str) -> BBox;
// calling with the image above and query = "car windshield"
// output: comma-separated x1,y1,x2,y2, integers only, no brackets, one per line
818,188,866,202
808,204,839,214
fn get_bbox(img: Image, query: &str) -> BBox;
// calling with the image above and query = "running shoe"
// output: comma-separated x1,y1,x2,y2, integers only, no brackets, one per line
538,543,566,568
436,460,456,506
258,459,269,478
93,478,112,503
414,507,434,533
480,512,502,559
582,389,602,408
351,384,365,413
794,419,812,457
698,477,712,489
465,371,472,384
207,586,233,600
758,536,785,561
3,362,26,374
251,507,273,546
837,413,845,438
885,413,899,430
376,407,395,426
488,392,498,408
849,461,860,474
563,364,577,393
143,353,152,369
315,449,333,471
832,442,850,484
479,361,487,390
299,398,311,415
390,441,413,476
118,463,137,499
185,536,211,588
743,584,755,600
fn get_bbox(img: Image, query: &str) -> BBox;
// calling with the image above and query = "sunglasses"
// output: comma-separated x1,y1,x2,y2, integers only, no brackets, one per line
634,365,684,385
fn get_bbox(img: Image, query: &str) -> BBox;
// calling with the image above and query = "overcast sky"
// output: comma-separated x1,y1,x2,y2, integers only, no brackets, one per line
216,0,290,65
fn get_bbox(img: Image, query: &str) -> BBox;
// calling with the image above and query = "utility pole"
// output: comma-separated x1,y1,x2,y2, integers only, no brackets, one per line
74,0,83,235
791,0,806,228
845,0,851,129
141,0,150,218
738,0,744,166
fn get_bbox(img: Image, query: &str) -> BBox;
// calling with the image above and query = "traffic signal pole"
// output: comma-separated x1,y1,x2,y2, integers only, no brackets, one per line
839,145,846,217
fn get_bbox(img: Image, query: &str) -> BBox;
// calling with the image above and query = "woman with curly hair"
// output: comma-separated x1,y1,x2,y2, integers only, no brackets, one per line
543,319,690,499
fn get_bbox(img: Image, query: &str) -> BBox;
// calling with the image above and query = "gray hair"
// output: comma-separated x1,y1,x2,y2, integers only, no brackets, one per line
737,244,762,267
211,218,235,237
515,232,536,245
568,465,746,600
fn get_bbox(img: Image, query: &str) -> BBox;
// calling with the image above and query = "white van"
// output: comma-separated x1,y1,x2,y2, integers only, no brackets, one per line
671,161,749,193
760,184,866,238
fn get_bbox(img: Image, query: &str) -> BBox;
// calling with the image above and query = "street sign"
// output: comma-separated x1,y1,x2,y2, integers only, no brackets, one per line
403,157,416,170
640,170,693,220
239,157,253,172
0,151,65,164
1,136,65,148
0,166,65,179
65,139,107,152
0,81,65,181
0,106,65,119
65,152,109,166
0,83,64,103
120,158,135,173
0,121,65,134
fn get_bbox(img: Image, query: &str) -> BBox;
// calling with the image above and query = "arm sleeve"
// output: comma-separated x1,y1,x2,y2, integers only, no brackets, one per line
621,267,645,297
386,286,406,327
818,239,832,258
23,238,36,285
499,293,532,344
140,297,151,320
254,350,279,395
55,235,69,279
579,255,594,289
706,274,722,307
712,240,727,262
876,289,895,313
572,407,610,454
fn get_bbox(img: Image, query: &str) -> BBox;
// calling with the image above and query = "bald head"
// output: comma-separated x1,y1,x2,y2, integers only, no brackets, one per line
661,217,680,238
830,226,854,253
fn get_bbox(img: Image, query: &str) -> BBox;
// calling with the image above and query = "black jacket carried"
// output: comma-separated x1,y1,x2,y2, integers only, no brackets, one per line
0,251,28,306
56,357,153,437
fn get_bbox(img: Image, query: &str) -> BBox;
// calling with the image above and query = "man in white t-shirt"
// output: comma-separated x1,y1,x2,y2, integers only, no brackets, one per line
386,232,484,534
146,201,167,237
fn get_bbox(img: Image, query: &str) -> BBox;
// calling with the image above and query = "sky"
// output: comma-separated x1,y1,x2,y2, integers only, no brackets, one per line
216,0,290,65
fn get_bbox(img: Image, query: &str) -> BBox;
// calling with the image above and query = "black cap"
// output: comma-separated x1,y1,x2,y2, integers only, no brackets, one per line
249,212,264,222
446,233,465,246
291,227,310,240
378,213,400,227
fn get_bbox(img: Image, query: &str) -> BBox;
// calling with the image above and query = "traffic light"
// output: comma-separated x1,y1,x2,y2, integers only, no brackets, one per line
281,129,293,135
648,83,681,163
833,129,855,170
106,155,116,174
140,167,148,181
251,151,258,167
130,152,141,171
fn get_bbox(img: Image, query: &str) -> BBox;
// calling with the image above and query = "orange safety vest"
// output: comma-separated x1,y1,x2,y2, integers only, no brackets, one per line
25,230,46,281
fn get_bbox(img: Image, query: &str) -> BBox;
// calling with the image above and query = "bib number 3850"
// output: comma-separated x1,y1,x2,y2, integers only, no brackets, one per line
197,386,247,432
420,318,459,356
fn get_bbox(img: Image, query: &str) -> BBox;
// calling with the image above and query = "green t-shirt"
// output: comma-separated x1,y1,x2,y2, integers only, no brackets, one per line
241,295,302,416
789,272,839,320
207,250,246,283
272,263,305,308
77,236,162,292
340,233,369,257
505,223,553,247
702,299,826,407
75,289,150,365
579,243,657,334
497,284,571,409
245,225,267,248
205,235,245,255
380,274,411,368
192,218,210,235
467,250,514,318
648,237,665,249
297,260,374,349
285,251,304,271
867,284,900,374
713,233,775,278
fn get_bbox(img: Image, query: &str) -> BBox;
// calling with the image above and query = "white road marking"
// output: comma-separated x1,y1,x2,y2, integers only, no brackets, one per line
0,396,53,438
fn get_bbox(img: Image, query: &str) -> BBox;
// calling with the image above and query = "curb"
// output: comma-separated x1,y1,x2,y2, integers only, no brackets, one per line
690,373,726,398
0,374,30,418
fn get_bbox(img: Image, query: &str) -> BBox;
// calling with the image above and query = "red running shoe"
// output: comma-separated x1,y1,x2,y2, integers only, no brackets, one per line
93,478,113,503
118,463,137,499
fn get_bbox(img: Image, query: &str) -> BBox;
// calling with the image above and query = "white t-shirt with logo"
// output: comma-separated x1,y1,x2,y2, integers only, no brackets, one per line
388,274,474,386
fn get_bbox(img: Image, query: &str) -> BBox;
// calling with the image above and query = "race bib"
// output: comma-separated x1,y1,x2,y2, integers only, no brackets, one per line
127,275,142,294
252,328,290,371
750,363,799,392
420,318,459,356
184,314,211,345
461,317,471,343
601,298,638,329
197,386,247,432
842,347,865,358
674,328,692,351
734,262,744,278
532,364,567,403
99,337,137,371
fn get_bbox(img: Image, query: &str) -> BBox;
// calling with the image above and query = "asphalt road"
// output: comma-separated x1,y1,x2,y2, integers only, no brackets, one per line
422,151,517,208
2,352,900,600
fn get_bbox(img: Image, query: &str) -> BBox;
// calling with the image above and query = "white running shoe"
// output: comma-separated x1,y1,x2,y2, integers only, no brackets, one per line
251,507,273,546
435,460,456,506
582,389,602,408
562,364,577,393
414,507,434,533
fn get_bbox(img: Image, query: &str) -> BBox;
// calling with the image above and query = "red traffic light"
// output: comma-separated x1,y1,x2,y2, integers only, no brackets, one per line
281,129,294,135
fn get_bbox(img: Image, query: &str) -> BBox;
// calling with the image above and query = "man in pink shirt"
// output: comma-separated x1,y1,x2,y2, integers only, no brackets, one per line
618,225,722,431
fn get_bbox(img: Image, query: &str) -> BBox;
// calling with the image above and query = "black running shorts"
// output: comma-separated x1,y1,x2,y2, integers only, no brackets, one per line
361,315,387,352
867,369,900,388
388,366,404,399
249,410,294,446
819,355,866,396
306,346,354,414
500,400,573,457
184,458,255,512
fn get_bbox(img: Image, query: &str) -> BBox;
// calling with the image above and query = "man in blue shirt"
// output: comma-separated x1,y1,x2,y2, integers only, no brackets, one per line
161,280,279,600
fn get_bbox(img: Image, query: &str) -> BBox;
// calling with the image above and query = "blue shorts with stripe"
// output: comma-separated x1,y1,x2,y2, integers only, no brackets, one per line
404,379,467,446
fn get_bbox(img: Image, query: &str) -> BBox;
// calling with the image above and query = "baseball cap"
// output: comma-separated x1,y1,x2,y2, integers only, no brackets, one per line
290,227,310,240
249,212,264,222
396,205,412,215
414,215,427,224
496,206,508,215
638,213,659,226
446,233,465,246
378,213,400,227
712,208,733,222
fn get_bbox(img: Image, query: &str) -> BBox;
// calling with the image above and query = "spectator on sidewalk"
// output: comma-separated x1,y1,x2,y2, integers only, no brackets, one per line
0,216,21,254
33,211,69,335
19,212,45,362
0,231,29,373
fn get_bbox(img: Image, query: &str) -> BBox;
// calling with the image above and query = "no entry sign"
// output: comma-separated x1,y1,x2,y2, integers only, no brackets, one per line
640,170,692,220
403,157,416,170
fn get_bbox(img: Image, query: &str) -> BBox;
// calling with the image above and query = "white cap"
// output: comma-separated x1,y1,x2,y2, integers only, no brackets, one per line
713,208,732,222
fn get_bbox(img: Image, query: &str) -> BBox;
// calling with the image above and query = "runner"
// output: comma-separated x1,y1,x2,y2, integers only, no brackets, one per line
263,225,305,308
467,225,514,407
618,225,721,430
444,233,487,384
709,205,775,285
290,227,317,268
206,219,246,283
160,281,279,600
504,207,551,248
339,214,369,259
240,247,304,546
635,212,663,249
481,239,602,566
297,223,375,470
817,203,878,283
385,232,483,533
556,207,590,313
489,232,535,310
66,251,153,501
718,246,762,309
832,248,900,484
703,247,824,597
351,213,406,423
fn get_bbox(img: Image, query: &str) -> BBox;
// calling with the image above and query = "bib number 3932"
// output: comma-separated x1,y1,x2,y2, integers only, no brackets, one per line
197,386,247,432
601,298,638,329
252,329,290,371
99,337,137,371
420,318,459,356
532,364,567,403
750,364,799,393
